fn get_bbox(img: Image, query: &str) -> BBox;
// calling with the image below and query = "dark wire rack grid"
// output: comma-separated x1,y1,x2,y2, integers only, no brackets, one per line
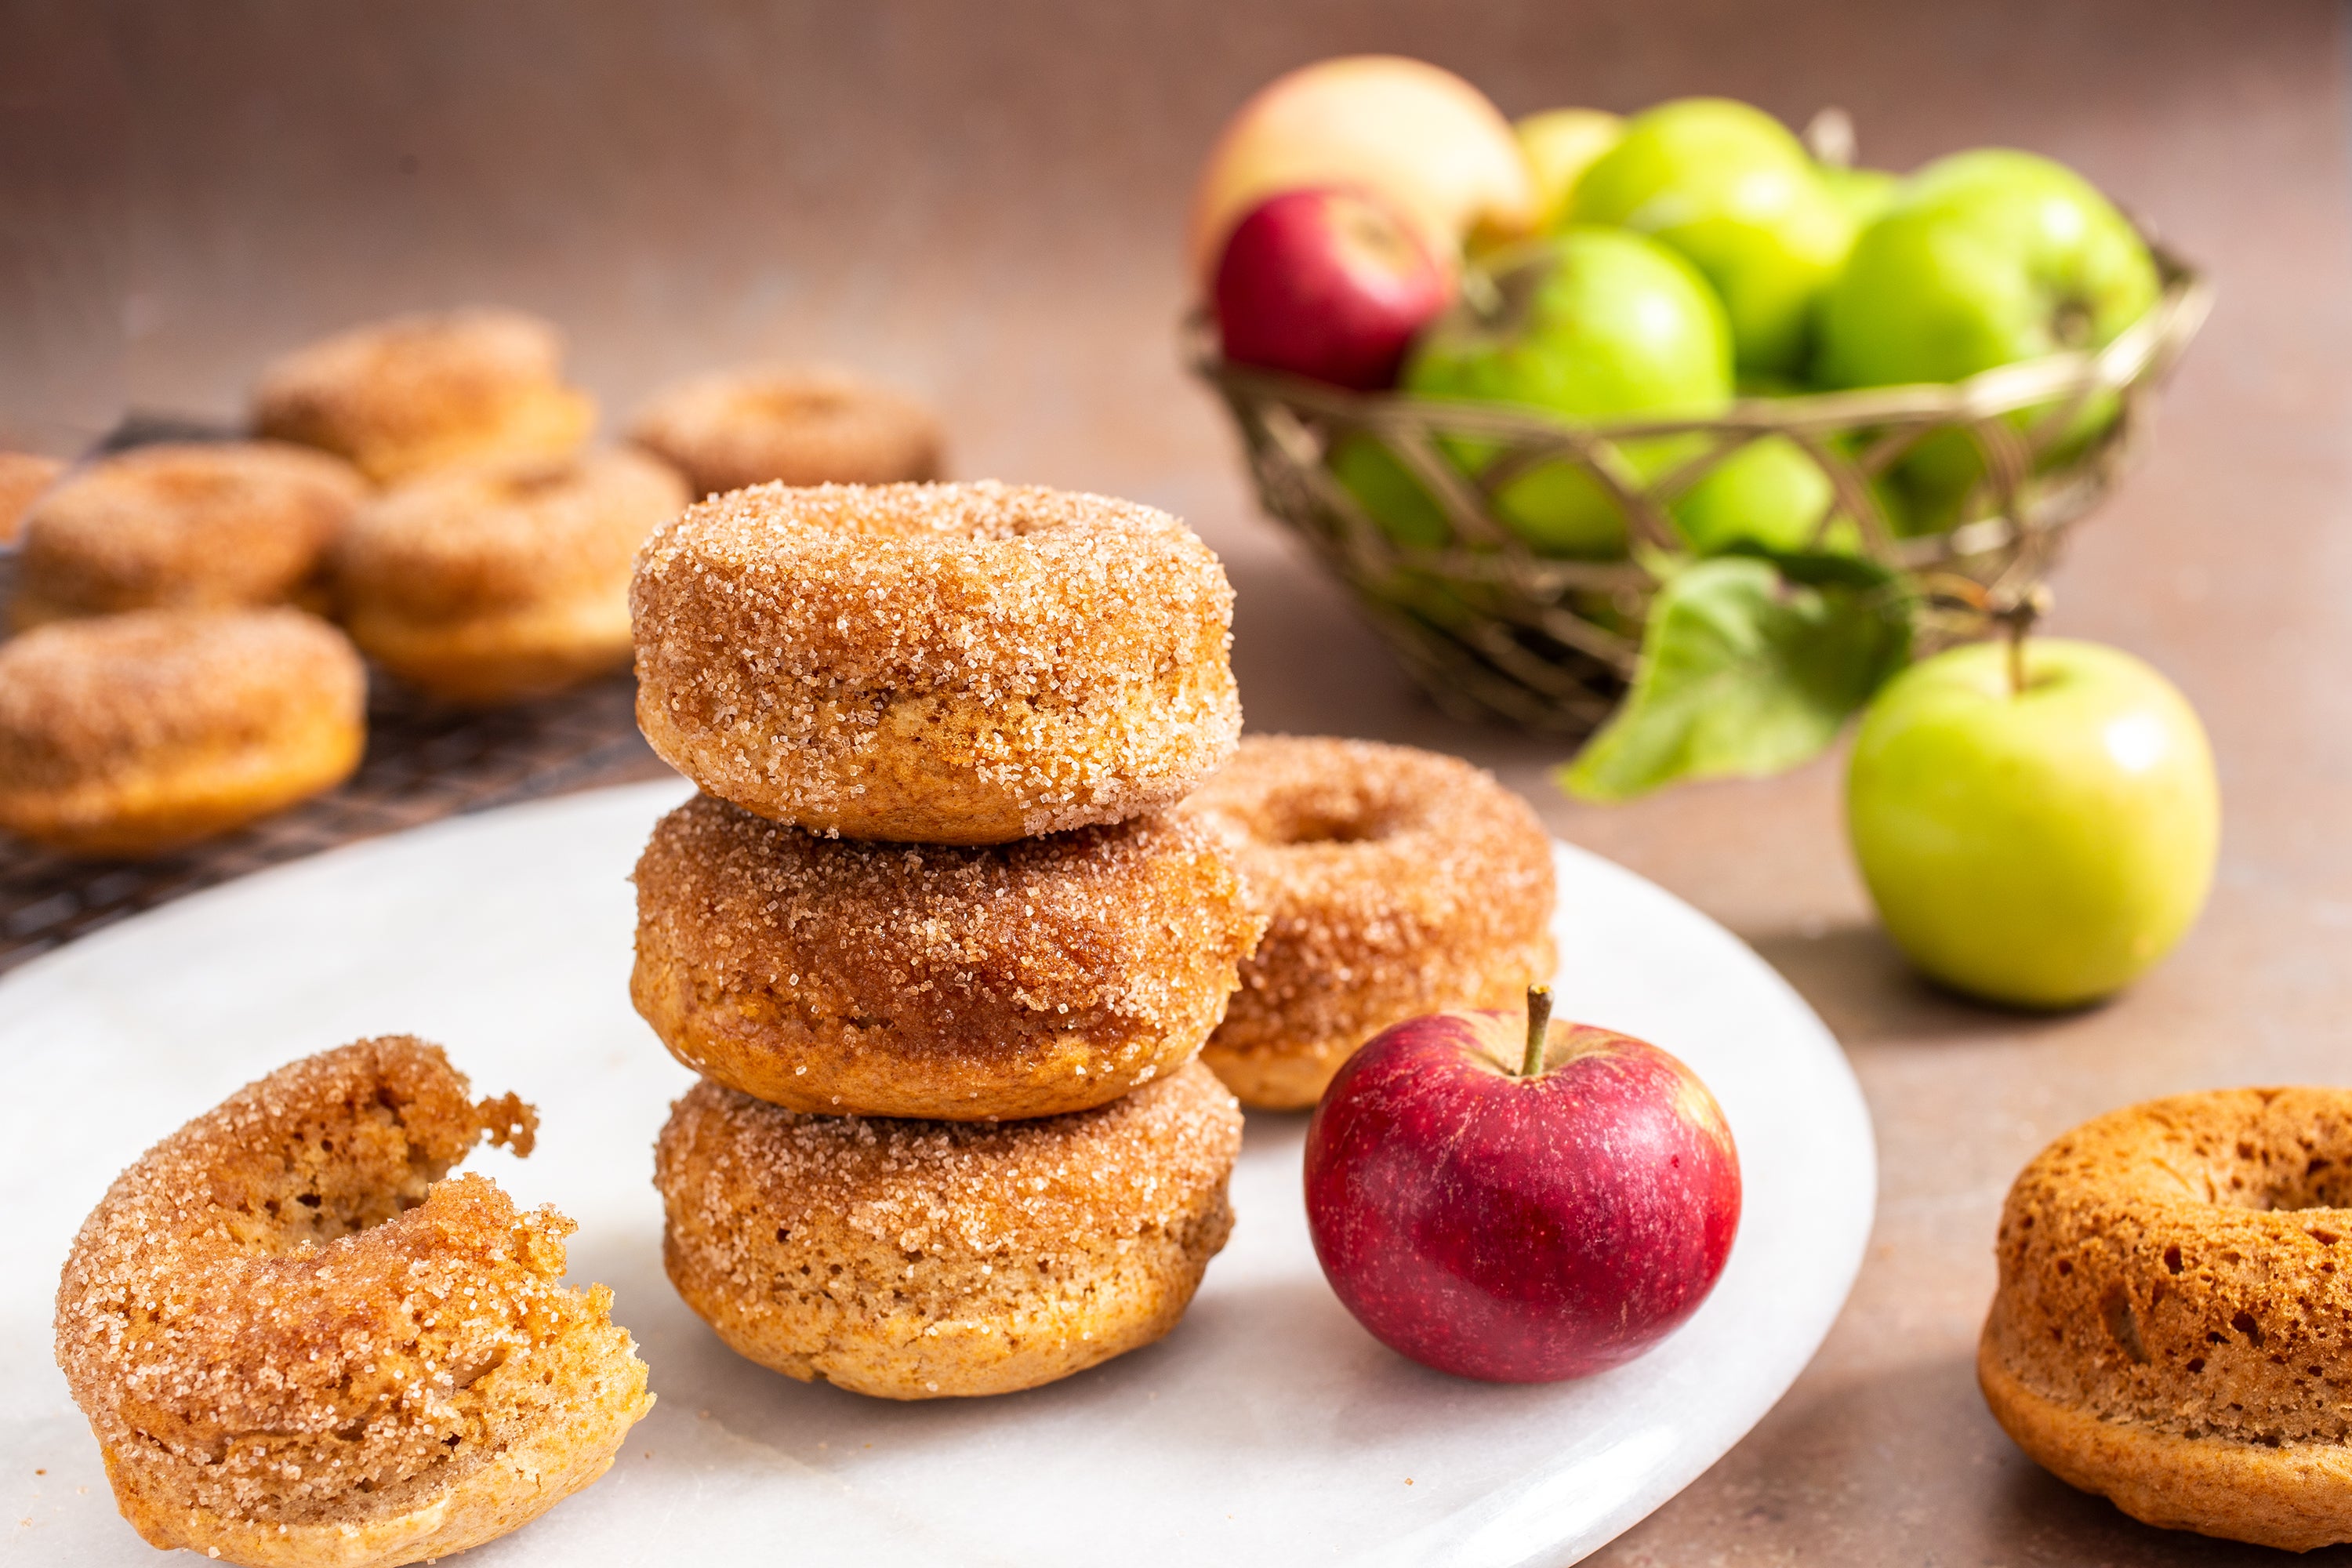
0,669,673,976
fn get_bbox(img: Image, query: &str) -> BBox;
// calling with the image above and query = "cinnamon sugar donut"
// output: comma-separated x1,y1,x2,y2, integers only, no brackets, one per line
1981,1088,2352,1551
1187,735,1558,1109
0,608,365,855
0,450,62,546
336,448,688,704
252,308,595,484
630,365,943,498
654,1060,1240,1399
55,1036,652,1567
630,481,1241,844
631,791,1263,1120
12,441,365,629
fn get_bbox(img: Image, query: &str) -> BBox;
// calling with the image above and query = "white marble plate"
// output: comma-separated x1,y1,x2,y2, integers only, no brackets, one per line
0,779,1874,1566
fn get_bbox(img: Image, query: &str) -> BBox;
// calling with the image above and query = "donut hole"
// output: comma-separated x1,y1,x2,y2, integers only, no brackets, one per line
747,386,851,423
2201,1140,2352,1214
488,459,581,501
1249,788,1407,848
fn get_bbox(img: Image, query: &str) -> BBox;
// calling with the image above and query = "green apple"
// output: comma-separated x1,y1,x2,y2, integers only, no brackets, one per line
1819,164,1901,227
1671,436,1862,555
1403,229,1731,558
1329,431,1449,547
1570,97,1855,378
1515,107,1622,230
1817,149,2161,528
1846,637,2218,1009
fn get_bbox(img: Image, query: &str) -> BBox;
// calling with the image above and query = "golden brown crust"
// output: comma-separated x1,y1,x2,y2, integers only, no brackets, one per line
252,309,594,485
653,1061,1241,1399
0,450,65,546
1185,735,1557,1109
631,792,1264,1119
1981,1088,2352,1550
336,448,688,705
630,480,1241,844
630,365,943,498
0,608,366,855
13,442,366,629
55,1037,652,1567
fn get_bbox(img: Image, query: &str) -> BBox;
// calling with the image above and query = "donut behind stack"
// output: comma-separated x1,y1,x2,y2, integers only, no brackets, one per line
1187,735,1559,1110
631,479,1255,1399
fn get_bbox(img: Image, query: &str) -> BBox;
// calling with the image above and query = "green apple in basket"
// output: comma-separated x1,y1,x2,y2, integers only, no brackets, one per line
1817,148,2161,531
1570,98,1857,379
1373,227,1733,560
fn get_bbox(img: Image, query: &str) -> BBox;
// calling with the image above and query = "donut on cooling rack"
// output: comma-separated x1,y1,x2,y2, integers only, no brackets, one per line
0,450,62,546
655,1058,1241,1399
0,608,365,856
54,1036,652,1567
630,480,1241,844
631,791,1263,1120
1185,735,1558,1110
335,447,688,705
11,441,366,629
252,307,596,484
1980,1087,2352,1552
630,365,943,498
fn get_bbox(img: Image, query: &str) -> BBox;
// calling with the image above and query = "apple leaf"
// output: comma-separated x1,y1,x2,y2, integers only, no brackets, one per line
1559,554,1911,804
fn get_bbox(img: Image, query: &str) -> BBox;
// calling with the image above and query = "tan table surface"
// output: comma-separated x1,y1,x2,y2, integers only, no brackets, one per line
6,2,2349,1560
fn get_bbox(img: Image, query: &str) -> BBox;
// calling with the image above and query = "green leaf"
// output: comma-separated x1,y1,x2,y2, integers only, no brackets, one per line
1558,555,1911,803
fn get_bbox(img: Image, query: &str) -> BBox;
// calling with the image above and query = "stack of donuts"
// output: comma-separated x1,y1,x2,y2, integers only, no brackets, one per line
627,477,1267,1398
0,306,946,859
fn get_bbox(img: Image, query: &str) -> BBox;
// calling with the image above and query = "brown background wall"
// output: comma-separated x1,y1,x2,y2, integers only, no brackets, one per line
6,2,2351,1561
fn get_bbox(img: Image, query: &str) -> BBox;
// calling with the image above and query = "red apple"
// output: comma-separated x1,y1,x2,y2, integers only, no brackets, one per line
1305,987,1740,1382
1188,55,1537,293
1213,187,1451,390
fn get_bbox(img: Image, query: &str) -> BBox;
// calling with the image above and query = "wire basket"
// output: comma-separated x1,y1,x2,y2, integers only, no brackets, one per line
1191,244,2210,735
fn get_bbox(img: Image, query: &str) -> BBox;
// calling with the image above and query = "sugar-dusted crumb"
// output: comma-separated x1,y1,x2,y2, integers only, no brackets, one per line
629,480,1240,843
630,366,942,497
14,441,365,622
653,1059,1242,1399
1184,734,1556,1109
631,791,1265,1119
53,1037,651,1563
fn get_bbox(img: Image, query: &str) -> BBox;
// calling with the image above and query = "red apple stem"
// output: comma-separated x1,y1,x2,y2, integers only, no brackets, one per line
1521,984,1554,1078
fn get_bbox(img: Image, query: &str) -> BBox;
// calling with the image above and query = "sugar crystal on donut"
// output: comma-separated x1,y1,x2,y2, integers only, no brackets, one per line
630,480,1241,844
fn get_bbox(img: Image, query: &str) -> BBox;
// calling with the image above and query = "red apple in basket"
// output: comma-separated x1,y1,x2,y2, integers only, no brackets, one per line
1213,187,1452,390
1305,987,1740,1382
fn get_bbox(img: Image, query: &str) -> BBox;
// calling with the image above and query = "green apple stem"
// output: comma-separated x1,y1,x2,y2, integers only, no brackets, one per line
1994,585,2052,699
1520,984,1554,1078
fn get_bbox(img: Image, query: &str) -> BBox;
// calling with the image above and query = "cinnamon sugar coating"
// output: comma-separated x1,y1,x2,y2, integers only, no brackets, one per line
630,365,942,498
12,441,365,630
252,308,594,485
630,480,1241,843
0,608,366,856
336,448,688,704
1982,1088,2352,1550
654,1060,1241,1399
0,450,63,546
632,792,1264,1119
1185,735,1557,1109
54,1037,652,1567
